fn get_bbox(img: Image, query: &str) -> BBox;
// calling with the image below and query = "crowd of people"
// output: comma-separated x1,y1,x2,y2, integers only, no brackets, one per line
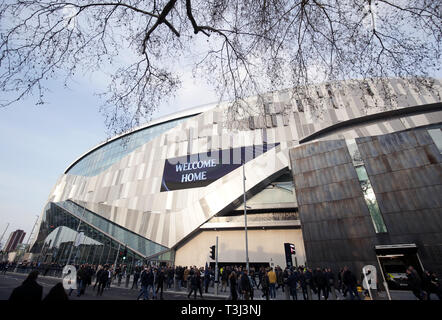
2,260,441,301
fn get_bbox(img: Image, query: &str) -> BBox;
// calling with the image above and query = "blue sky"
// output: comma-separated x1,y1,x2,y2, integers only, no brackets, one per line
0,70,217,248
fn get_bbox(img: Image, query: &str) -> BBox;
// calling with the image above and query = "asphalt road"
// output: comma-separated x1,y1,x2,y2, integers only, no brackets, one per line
0,272,225,300
1,271,430,301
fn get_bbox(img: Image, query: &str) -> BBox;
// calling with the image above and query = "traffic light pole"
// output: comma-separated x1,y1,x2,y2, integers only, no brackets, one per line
215,236,219,296
242,162,250,273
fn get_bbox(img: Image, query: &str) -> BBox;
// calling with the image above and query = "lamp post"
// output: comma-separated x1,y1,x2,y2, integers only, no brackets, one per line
242,161,250,273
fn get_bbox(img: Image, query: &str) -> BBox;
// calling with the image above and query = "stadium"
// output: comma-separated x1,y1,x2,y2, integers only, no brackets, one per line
28,77,442,288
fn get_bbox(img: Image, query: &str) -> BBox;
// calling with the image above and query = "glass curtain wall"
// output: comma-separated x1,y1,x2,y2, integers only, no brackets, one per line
30,201,173,271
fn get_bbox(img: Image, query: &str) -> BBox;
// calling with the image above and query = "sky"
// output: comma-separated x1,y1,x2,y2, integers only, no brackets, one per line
0,68,218,249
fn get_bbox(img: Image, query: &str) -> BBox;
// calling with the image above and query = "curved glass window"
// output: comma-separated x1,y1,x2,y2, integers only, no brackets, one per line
66,115,195,177
31,201,171,269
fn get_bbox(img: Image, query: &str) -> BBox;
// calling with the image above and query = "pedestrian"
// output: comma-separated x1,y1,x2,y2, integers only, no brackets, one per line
221,267,228,292
9,270,43,301
76,265,87,297
267,267,277,299
146,267,157,299
287,269,298,300
428,271,442,300
188,269,203,299
116,264,122,286
313,267,328,300
229,270,238,300
261,270,270,300
276,266,284,293
406,266,426,300
325,268,338,300
204,267,211,293
93,265,103,291
240,269,253,300
138,267,149,300
342,266,360,300
156,267,165,299
97,266,109,296
43,282,69,301
298,268,308,300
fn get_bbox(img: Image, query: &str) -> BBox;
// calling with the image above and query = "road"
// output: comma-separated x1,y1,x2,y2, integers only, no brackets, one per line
0,272,225,300
0,271,430,300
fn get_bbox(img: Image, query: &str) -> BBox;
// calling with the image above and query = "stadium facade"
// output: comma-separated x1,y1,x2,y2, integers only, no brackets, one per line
29,78,442,287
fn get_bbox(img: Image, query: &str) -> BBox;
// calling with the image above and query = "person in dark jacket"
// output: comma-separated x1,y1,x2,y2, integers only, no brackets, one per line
428,271,442,300
342,266,360,300
297,268,308,300
229,270,238,300
43,282,69,301
132,266,141,289
155,267,165,299
313,268,328,300
97,266,110,296
406,266,426,300
287,270,299,300
9,270,43,301
188,270,203,299
260,270,270,300
239,269,253,300
76,265,87,297
325,268,337,300
137,266,150,300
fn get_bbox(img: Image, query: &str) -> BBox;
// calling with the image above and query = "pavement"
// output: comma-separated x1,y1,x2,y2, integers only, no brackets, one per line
0,271,434,300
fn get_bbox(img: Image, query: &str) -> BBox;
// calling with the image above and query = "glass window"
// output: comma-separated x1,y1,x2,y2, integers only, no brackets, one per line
428,128,442,153
66,115,195,177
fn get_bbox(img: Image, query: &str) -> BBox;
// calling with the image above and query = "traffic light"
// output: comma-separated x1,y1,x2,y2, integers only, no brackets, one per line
122,247,127,260
209,245,216,260
290,244,296,255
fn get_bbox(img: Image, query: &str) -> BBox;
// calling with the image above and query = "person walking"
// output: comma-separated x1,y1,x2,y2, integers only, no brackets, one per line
342,266,360,300
188,269,203,299
313,267,328,300
298,268,308,300
240,269,253,300
156,267,165,299
429,271,442,300
406,266,426,300
138,267,149,300
287,269,299,300
93,265,103,291
325,268,338,300
97,266,109,296
146,267,157,299
267,267,277,299
132,266,141,289
229,270,238,300
9,270,43,301
261,270,270,300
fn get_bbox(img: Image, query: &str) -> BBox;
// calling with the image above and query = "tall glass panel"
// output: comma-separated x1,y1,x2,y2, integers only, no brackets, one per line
345,139,387,234
428,128,442,153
